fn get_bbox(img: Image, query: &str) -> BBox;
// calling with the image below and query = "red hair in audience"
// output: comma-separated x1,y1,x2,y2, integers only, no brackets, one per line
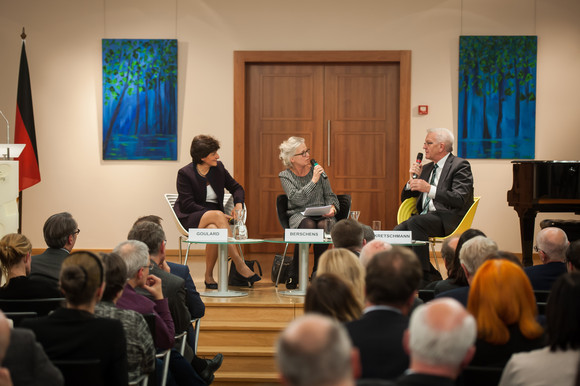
468,259,543,345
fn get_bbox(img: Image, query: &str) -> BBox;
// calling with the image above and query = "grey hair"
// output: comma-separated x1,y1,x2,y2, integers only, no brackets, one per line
427,128,454,152
459,236,498,276
279,136,305,168
409,298,476,367
113,240,149,278
276,314,353,386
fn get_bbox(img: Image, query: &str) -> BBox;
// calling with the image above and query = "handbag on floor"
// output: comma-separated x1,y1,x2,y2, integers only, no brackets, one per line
271,254,293,285
228,259,263,287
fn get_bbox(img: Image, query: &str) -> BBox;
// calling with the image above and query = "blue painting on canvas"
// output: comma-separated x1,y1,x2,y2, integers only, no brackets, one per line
102,39,177,160
458,36,536,159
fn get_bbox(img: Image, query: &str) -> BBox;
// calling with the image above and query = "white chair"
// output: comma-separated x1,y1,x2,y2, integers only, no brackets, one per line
165,193,246,265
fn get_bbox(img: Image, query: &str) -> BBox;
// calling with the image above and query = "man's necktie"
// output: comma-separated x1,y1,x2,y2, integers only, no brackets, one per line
421,164,438,214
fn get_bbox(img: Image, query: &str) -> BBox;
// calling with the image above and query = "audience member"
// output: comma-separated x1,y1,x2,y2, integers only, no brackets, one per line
525,227,569,291
0,313,13,386
394,127,474,283
0,233,62,299
499,272,580,386
95,252,155,383
114,241,208,385
359,239,392,268
29,212,79,288
467,259,545,368
362,224,375,243
304,273,362,322
114,240,175,350
346,247,422,381
396,298,476,386
423,236,459,293
441,229,486,293
331,219,365,256
1,310,63,386
567,240,580,271
317,248,365,306
277,314,360,386
436,235,498,305
132,215,205,319
21,251,128,385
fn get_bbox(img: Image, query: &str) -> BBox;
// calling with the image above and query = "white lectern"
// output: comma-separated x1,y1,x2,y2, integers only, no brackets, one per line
0,144,25,237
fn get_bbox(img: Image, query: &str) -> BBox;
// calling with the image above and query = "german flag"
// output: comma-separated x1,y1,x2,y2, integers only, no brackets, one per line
15,40,40,191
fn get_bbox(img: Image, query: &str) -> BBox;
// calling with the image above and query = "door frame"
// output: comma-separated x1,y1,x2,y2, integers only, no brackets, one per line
233,50,411,203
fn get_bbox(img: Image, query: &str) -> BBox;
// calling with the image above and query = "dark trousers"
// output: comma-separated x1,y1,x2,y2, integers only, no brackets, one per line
288,218,330,281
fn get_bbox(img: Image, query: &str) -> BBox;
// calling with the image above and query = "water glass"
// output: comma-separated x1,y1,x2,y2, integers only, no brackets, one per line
349,211,361,221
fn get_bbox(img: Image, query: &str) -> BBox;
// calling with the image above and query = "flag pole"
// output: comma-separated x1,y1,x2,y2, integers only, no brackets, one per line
18,28,25,234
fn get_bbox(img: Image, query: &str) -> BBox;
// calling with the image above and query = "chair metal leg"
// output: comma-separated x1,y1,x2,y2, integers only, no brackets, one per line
192,318,201,355
430,240,441,272
178,236,185,264
184,243,192,265
275,243,290,287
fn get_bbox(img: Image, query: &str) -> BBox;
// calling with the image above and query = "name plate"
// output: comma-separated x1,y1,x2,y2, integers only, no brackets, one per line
285,229,324,242
188,228,228,242
373,231,412,244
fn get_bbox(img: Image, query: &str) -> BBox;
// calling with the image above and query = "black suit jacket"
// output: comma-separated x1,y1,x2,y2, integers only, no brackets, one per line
524,262,568,291
29,248,70,288
21,308,128,386
396,373,455,386
401,154,474,234
346,309,409,380
174,161,244,228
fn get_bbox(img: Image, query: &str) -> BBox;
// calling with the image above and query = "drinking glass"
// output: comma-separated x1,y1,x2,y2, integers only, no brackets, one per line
372,220,382,231
323,219,333,241
349,211,361,222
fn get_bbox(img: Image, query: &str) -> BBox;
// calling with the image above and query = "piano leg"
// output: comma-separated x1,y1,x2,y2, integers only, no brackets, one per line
518,209,537,267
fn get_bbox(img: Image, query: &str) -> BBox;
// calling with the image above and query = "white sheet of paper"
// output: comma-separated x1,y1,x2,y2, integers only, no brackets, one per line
301,205,332,216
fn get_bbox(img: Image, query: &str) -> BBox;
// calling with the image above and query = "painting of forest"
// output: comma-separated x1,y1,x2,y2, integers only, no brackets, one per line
102,39,177,160
458,36,537,159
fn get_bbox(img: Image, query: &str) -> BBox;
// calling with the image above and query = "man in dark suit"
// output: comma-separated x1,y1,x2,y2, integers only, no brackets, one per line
394,128,474,282
525,227,569,290
346,246,422,381
29,212,79,287
396,298,476,386
331,219,365,256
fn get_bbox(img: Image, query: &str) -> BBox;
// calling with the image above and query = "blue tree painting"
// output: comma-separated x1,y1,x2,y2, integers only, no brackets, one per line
458,36,537,159
102,39,177,160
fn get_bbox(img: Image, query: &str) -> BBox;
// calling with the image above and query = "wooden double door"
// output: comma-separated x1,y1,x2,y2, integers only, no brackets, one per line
234,52,411,249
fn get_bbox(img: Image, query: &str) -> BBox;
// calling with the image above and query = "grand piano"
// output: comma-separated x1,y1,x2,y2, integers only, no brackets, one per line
507,160,580,266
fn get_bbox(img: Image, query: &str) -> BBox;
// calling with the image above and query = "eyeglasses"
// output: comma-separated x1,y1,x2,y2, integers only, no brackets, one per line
143,262,156,270
72,229,81,235
533,245,544,254
294,148,310,157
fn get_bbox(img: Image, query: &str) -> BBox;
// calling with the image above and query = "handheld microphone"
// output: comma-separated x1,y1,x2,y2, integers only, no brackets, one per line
310,159,327,179
412,153,423,179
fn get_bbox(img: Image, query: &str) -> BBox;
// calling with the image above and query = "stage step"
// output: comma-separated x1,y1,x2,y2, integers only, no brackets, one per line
197,298,303,385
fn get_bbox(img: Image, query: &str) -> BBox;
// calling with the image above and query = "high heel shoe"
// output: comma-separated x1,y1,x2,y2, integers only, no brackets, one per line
246,274,261,287
204,281,218,290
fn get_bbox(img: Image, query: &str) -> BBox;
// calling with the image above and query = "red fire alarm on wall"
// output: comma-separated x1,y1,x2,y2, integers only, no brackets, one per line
418,105,428,115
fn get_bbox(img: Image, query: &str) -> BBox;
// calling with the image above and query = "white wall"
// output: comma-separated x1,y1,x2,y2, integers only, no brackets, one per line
0,0,578,252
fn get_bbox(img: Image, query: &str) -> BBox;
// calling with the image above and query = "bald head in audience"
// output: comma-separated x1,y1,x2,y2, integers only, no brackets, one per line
359,239,392,268
402,298,476,381
536,227,569,264
277,314,359,386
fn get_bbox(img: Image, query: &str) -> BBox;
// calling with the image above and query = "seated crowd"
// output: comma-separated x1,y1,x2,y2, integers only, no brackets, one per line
0,208,579,386
0,212,221,386
279,219,580,386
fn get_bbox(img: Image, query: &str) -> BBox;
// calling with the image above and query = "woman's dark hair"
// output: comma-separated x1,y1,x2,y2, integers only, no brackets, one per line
484,250,523,267
546,272,580,351
100,252,127,302
59,251,104,306
304,273,362,322
449,228,486,286
190,135,220,165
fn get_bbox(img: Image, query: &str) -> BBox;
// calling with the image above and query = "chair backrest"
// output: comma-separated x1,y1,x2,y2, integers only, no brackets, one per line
276,194,290,230
397,197,418,224
417,289,435,302
164,193,188,237
461,365,503,386
52,359,103,386
0,297,65,317
448,196,481,237
4,311,38,327
336,194,352,221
